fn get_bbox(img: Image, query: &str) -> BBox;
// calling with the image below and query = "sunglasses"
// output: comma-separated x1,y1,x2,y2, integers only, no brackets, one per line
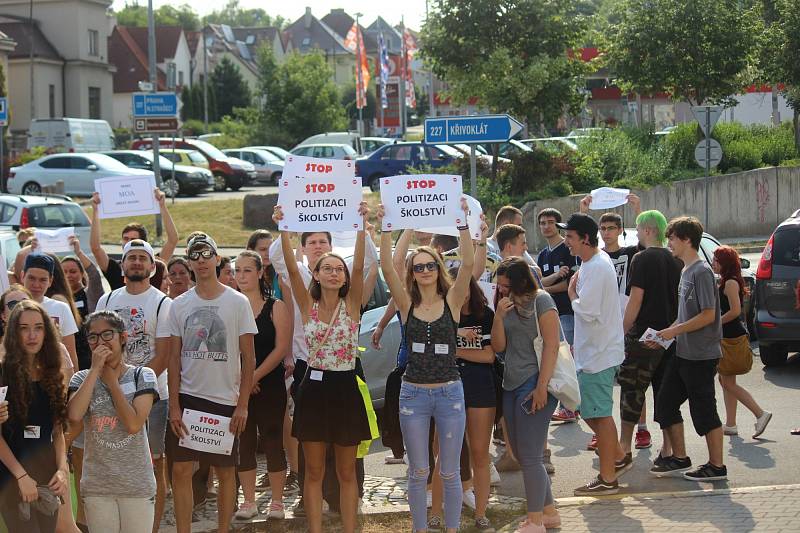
5,299,21,310
188,249,216,261
86,329,118,345
412,261,439,273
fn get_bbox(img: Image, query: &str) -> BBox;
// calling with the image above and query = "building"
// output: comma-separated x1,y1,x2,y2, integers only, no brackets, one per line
283,8,356,87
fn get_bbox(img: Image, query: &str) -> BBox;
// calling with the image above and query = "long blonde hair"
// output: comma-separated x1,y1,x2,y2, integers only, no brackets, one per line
404,246,452,307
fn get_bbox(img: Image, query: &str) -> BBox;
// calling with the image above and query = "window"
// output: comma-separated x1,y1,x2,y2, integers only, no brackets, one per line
88,87,101,119
426,146,450,161
48,85,55,118
772,230,800,267
188,151,207,164
383,145,412,160
70,157,93,170
162,153,180,163
178,71,184,86
88,29,99,56
29,204,91,228
0,203,18,223
39,157,71,169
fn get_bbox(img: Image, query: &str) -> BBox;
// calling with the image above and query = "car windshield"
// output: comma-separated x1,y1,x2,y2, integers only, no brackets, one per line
187,151,207,164
29,204,90,228
135,151,175,169
266,147,290,159
257,150,281,162
189,139,227,160
92,155,130,171
342,145,358,156
435,144,463,157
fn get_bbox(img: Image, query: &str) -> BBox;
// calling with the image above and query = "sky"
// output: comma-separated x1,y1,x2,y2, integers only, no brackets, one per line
110,0,428,30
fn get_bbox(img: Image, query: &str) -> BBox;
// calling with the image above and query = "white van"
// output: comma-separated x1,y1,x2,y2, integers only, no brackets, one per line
28,118,116,152
295,131,362,154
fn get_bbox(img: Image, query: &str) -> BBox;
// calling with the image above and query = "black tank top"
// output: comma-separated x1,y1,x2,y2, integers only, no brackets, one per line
254,298,283,385
719,285,748,339
403,303,460,384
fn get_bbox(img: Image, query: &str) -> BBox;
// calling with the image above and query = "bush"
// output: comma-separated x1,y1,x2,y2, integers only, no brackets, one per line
719,138,762,172
661,122,699,170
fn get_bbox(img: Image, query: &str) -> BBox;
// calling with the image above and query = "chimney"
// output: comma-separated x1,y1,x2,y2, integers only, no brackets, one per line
304,7,312,29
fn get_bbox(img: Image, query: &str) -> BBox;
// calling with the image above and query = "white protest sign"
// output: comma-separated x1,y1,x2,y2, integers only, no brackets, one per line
178,408,235,456
478,280,497,310
0,254,8,293
0,386,7,403
420,194,483,240
278,155,363,232
380,174,463,231
639,328,674,349
34,227,74,253
590,187,630,210
94,175,160,219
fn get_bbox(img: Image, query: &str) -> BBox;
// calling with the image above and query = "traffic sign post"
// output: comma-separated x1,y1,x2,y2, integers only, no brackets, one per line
0,97,7,194
691,105,724,226
424,114,523,197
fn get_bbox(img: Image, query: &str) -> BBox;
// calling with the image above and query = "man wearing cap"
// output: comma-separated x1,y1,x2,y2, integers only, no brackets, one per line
95,238,172,532
561,213,627,495
166,234,257,533
22,254,80,369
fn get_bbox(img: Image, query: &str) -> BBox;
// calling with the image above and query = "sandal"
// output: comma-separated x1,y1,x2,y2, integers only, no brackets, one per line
791,428,800,435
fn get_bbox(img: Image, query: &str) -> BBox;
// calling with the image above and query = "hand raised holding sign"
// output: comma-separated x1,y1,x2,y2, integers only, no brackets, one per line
272,204,285,225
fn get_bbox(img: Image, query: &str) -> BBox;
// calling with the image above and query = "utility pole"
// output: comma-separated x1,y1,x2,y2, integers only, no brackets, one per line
147,0,163,237
399,17,406,137
354,13,363,137
425,0,435,118
203,25,209,131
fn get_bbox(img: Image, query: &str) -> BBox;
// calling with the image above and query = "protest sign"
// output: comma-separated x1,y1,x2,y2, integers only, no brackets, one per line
94,175,160,219
380,174,463,231
278,155,363,232
34,227,75,253
639,328,674,349
478,281,497,310
590,187,630,210
0,255,8,293
0,386,7,403
420,194,483,240
178,408,235,455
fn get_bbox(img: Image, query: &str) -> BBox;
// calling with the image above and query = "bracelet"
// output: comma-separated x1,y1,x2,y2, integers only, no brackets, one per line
457,225,469,231
15,472,28,481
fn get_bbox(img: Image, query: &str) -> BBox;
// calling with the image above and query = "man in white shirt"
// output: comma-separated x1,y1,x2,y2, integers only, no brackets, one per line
167,234,258,533
561,213,627,496
22,254,79,369
96,239,172,531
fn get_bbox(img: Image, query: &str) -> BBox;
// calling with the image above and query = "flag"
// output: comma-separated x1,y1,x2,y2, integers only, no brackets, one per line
356,27,371,109
343,22,358,52
402,29,417,108
379,33,389,110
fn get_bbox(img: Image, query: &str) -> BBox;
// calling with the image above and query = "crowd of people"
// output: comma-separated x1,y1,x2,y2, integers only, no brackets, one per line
0,186,772,533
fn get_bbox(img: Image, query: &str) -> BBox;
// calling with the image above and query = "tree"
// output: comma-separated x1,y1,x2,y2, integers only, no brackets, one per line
341,83,376,123
420,0,590,128
605,0,757,106
180,85,193,121
210,57,252,118
203,0,285,28
257,46,347,146
114,2,200,31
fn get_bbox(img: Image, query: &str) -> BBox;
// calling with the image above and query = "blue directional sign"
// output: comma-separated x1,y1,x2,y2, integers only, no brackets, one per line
132,92,178,118
0,97,7,126
425,114,524,144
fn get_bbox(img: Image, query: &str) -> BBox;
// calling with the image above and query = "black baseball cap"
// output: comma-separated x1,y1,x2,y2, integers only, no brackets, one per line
24,253,55,274
557,213,598,236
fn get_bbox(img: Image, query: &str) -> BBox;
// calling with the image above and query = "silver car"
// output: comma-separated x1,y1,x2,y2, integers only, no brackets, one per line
0,193,93,254
289,143,358,160
223,149,284,185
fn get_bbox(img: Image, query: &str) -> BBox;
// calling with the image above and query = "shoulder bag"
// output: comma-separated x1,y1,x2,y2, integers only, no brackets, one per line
532,299,581,411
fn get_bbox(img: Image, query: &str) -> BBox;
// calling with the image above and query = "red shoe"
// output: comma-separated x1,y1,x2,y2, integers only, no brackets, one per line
551,407,579,423
587,434,598,451
635,428,652,449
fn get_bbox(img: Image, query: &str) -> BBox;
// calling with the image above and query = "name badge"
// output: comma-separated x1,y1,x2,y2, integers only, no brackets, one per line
412,342,426,353
75,300,85,309
24,426,41,439
120,381,136,395
543,264,550,272
310,370,323,381
434,344,449,355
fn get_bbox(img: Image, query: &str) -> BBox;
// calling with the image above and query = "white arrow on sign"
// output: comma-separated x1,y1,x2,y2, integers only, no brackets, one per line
691,106,723,137
695,138,722,168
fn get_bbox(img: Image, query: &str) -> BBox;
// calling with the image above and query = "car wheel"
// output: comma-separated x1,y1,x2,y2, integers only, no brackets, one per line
212,173,227,192
21,181,42,195
369,174,385,192
162,178,181,197
229,179,242,191
759,343,788,367
271,171,282,186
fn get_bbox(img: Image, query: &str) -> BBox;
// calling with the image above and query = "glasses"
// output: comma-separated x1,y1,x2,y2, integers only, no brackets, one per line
319,265,345,275
5,299,21,310
188,249,216,261
86,329,117,345
412,261,439,273
599,225,621,232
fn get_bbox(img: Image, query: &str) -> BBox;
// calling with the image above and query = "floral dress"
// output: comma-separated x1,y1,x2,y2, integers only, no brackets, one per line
304,299,359,371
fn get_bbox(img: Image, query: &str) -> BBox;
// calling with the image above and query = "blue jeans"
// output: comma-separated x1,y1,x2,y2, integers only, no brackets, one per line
503,373,558,513
559,314,574,346
399,380,466,531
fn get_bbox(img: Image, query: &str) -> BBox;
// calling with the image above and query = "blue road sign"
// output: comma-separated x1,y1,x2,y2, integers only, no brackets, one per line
425,114,524,144
132,92,178,118
0,97,7,125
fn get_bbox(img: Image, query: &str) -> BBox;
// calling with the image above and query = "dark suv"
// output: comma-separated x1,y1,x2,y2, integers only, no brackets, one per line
755,210,800,366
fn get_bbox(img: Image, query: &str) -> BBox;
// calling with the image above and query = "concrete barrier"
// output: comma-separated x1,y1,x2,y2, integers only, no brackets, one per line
521,166,800,251
242,193,279,230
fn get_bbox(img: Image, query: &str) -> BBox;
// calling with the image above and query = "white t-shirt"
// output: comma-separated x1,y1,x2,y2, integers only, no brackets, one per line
42,296,79,337
571,251,625,374
97,286,173,399
167,286,258,406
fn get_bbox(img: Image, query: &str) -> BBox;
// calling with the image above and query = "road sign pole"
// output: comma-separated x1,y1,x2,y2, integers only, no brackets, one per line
469,145,477,198
705,109,710,227
0,125,4,194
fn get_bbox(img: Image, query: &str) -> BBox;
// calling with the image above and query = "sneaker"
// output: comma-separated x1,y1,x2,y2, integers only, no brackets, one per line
683,462,728,482
475,516,495,531
495,451,521,472
542,512,562,529
649,455,692,477
552,406,579,422
234,501,258,520
489,462,501,486
586,434,598,451
267,501,285,519
513,519,545,533
543,448,555,475
291,498,305,517
427,515,443,531
284,471,300,494
753,411,772,438
615,452,633,475
723,425,738,436
255,473,270,491
426,489,432,508
573,475,619,496
462,488,476,510
384,453,406,465
635,428,652,449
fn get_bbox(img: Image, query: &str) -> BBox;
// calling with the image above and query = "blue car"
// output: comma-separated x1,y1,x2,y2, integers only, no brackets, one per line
355,142,456,191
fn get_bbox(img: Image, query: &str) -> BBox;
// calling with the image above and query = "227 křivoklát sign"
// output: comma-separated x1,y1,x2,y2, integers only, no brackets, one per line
380,174,464,231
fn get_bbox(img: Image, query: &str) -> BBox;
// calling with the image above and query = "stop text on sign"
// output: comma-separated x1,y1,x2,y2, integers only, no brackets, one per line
306,163,333,173
306,183,336,193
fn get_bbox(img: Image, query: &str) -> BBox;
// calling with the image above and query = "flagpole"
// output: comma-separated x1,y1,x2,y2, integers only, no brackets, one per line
379,34,385,135
354,13,364,137
400,17,406,138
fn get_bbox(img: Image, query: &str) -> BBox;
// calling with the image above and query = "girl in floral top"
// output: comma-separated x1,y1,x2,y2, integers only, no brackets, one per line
273,202,371,533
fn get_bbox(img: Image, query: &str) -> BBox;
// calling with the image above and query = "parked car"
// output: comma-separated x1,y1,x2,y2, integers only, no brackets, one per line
354,142,456,191
101,150,214,196
160,148,210,170
290,143,358,160
7,153,153,196
242,145,291,161
361,137,394,155
0,193,92,253
223,149,284,185
295,132,362,154
438,143,511,165
755,210,800,366
521,137,579,151
131,137,255,191
28,118,115,152
479,138,533,158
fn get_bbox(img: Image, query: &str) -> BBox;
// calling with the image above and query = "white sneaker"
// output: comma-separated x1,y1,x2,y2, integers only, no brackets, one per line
753,411,772,438
723,425,738,436
234,501,258,520
489,463,501,487
426,489,432,508
462,489,476,510
385,453,406,465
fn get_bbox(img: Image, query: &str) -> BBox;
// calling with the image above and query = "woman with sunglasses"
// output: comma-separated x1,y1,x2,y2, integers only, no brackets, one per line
273,202,371,533
67,310,158,533
0,300,70,533
377,200,474,533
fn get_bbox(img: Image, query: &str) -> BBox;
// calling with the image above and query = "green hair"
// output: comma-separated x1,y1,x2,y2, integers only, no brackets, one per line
636,210,668,246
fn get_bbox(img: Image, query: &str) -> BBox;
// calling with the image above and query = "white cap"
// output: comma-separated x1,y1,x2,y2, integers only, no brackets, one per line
122,239,156,263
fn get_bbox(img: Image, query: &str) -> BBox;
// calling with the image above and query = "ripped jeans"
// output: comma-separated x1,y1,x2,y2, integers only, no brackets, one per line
399,380,466,531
